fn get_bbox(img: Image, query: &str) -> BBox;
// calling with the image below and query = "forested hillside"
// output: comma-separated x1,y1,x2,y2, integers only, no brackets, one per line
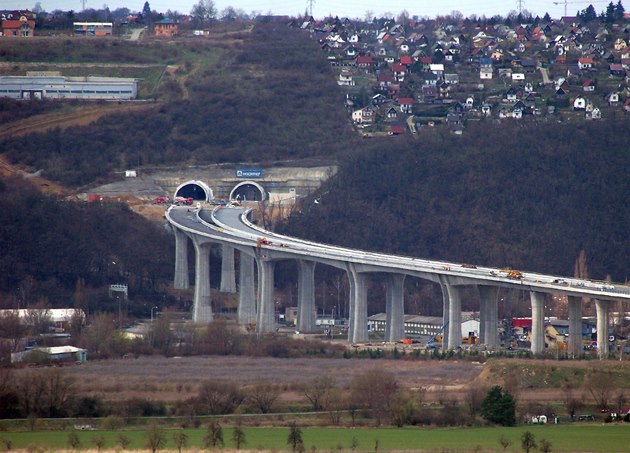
281,119,630,282
1,24,354,186
0,177,174,312
1,21,628,293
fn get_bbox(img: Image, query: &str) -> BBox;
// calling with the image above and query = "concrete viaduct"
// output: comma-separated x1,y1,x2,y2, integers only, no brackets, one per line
166,205,630,358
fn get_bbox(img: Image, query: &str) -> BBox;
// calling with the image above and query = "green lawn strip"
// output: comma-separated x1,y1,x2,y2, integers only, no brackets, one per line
1,424,629,451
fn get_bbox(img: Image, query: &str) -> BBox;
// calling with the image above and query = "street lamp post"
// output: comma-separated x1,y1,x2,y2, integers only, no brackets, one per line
151,306,158,322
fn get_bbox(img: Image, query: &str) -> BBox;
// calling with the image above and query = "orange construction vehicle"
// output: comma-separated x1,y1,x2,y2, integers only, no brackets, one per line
256,237,272,248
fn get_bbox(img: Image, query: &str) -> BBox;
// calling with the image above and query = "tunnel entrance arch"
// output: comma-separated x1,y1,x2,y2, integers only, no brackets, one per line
230,181,266,202
174,180,213,202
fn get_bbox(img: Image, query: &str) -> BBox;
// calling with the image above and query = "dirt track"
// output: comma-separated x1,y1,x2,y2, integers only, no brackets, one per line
0,102,155,141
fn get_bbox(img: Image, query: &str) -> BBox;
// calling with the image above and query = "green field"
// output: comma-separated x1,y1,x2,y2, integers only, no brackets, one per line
1,424,629,452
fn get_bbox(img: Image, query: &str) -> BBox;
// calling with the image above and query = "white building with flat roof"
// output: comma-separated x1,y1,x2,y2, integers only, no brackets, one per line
0,75,137,100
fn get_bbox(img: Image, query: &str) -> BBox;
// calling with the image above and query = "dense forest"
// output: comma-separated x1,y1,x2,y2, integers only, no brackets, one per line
280,119,630,283
1,24,354,186
0,177,174,313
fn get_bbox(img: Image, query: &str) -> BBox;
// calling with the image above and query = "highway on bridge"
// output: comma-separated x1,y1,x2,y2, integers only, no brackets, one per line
166,205,630,357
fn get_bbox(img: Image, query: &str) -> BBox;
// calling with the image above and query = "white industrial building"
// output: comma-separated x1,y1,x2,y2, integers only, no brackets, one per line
0,75,137,100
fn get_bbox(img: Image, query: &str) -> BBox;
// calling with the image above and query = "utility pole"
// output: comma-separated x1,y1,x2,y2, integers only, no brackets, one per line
306,0,315,17
516,0,525,14
81,0,86,11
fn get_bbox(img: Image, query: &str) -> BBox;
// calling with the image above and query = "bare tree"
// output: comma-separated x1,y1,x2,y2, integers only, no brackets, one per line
117,434,131,449
67,432,80,450
585,370,614,410
145,426,167,453
172,431,188,453
232,420,246,450
0,311,27,352
43,368,75,417
190,0,217,27
203,420,224,448
247,383,281,414
287,422,303,453
91,435,106,451
466,383,488,418
350,368,400,425
303,375,336,411
196,379,245,415
521,431,537,453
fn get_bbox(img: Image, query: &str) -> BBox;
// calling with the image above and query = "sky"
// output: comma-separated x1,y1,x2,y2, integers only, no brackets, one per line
1,0,615,20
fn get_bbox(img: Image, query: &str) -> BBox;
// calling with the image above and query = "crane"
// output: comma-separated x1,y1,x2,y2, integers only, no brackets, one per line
552,0,608,17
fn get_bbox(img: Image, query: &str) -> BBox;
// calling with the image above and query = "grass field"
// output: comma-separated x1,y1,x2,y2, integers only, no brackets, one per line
1,424,629,452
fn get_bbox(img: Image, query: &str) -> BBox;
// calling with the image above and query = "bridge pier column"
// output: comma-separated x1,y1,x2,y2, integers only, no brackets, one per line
349,269,368,343
220,244,236,293
441,283,450,347
446,284,462,349
530,291,545,354
192,240,212,323
595,299,609,359
238,252,256,325
386,274,405,342
174,229,189,289
479,286,499,347
256,259,276,334
297,260,316,332
346,268,355,342
568,296,582,358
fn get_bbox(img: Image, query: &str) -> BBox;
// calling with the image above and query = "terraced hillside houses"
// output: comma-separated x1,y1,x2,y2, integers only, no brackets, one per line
294,13,630,135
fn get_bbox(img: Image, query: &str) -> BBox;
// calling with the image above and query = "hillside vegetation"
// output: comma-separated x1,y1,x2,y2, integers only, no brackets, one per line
0,177,174,311
0,22,628,293
0,24,353,186
281,119,630,282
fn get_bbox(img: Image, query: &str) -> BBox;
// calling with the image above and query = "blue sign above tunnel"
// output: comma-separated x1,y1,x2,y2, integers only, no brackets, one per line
236,169,263,178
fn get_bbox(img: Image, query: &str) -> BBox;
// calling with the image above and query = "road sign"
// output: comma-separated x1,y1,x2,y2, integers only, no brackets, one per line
236,169,263,178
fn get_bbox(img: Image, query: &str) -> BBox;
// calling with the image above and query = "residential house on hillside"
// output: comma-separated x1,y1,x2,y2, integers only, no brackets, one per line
154,18,179,37
0,10,35,37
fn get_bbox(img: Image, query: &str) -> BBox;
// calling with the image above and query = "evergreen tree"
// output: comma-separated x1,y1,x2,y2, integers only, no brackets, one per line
480,386,516,426
606,1,617,23
615,0,625,20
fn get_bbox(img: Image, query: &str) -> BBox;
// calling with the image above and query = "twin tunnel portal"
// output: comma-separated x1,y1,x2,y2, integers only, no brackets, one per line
175,180,266,203
166,195,630,359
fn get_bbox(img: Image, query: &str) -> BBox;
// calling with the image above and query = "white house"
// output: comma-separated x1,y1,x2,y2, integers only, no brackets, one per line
573,96,586,110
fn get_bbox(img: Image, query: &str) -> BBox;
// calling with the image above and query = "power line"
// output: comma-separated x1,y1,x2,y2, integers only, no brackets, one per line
306,0,315,17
